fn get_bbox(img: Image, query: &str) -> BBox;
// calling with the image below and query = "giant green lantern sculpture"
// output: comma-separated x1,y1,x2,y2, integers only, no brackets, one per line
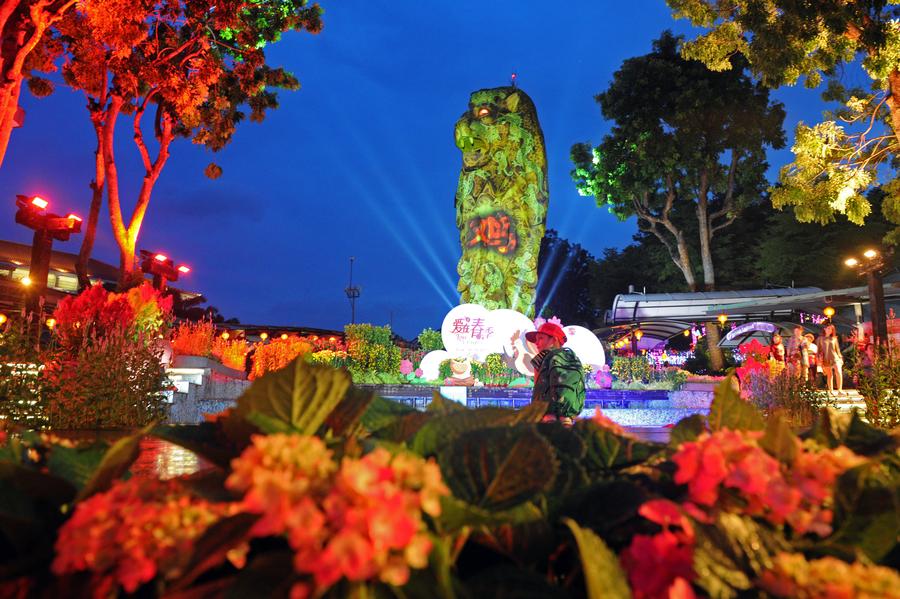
454,86,548,317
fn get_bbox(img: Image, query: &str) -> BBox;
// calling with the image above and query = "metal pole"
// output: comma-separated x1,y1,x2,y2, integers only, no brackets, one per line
869,270,888,347
26,228,53,316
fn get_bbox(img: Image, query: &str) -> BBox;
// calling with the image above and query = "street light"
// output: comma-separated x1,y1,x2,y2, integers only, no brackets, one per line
13,194,82,316
139,250,190,291
844,247,891,347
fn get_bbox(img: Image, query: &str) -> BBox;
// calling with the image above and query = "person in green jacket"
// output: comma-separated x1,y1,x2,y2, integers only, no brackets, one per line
526,322,586,424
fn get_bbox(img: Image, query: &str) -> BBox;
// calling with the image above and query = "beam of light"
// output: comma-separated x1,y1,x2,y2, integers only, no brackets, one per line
338,164,455,310
538,248,577,318
334,115,459,303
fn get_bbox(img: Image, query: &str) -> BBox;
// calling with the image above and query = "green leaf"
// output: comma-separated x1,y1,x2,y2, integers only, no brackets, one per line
760,413,797,463
437,495,543,532
324,386,376,436
152,423,239,470
411,407,520,456
228,360,354,442
361,395,418,433
246,410,296,434
669,414,707,447
707,375,764,432
830,460,900,561
427,390,466,414
372,411,432,444
563,518,632,599
574,420,663,473
513,399,551,424
46,444,112,490
76,423,153,502
169,512,260,591
0,461,77,505
439,427,558,511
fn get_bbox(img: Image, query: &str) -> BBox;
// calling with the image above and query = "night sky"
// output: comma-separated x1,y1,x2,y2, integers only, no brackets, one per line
0,1,848,338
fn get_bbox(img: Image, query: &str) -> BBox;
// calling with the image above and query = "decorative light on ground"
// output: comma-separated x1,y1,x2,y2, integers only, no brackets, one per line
45,318,56,329
845,257,859,267
221,331,230,340
824,306,835,318
634,329,643,340
259,332,268,341
718,313,728,325
281,333,288,340
863,249,878,259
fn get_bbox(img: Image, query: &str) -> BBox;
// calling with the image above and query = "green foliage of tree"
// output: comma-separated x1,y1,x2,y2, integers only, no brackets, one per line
344,323,401,374
572,31,784,369
416,328,444,352
668,0,900,243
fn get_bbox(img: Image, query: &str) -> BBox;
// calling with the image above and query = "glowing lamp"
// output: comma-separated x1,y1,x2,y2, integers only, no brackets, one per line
177,265,191,274
845,257,859,267
824,306,835,318
717,314,728,325
21,276,31,286
45,317,56,329
634,330,643,340
281,333,288,340
0,314,7,325
154,254,168,262
477,107,489,117
221,332,230,340
864,249,878,259
329,336,336,342
311,335,318,341
259,332,268,341
66,214,81,222
31,196,48,209
683,329,691,337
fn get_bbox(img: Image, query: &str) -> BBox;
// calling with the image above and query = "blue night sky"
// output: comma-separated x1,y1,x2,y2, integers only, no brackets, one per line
0,1,852,338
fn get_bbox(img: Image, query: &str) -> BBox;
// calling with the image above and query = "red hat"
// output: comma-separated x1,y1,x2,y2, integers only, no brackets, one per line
525,322,567,345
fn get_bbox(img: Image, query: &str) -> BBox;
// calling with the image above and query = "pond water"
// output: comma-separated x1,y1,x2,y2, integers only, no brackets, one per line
129,426,670,479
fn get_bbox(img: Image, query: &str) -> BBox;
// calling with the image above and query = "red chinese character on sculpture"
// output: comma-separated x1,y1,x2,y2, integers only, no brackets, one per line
451,318,470,335
466,212,517,254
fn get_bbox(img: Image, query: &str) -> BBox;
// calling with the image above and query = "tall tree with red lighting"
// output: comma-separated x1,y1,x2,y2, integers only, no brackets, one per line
0,0,75,170
58,0,323,287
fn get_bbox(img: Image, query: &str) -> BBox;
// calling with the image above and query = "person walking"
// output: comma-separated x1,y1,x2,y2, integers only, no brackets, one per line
818,324,843,393
805,333,818,387
788,326,809,382
526,322,585,424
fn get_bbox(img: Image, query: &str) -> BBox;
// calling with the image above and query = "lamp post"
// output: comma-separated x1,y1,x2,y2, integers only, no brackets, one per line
13,194,82,316
344,256,360,324
844,248,891,347
139,250,190,292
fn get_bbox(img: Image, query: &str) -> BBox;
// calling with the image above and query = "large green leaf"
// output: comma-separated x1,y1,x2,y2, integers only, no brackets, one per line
227,359,354,443
563,518,632,599
437,495,544,532
574,420,663,474
536,423,589,499
759,412,797,463
692,512,788,599
372,411,432,443
428,390,466,414
830,459,900,561
669,414,707,448
360,395,418,433
438,426,558,511
323,386,376,436
169,512,261,591
707,375,764,432
152,423,240,470
411,407,521,456
76,423,153,502
46,444,109,490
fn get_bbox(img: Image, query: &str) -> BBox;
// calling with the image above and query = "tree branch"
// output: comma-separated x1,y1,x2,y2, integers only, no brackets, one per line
132,89,158,172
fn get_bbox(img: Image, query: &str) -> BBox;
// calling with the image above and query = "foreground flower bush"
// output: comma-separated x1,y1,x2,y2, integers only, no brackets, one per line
0,365,897,598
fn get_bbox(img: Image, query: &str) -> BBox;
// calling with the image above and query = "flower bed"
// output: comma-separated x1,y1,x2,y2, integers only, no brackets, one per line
0,363,896,597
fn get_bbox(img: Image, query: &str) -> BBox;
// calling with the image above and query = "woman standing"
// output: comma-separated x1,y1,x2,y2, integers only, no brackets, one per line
818,324,843,393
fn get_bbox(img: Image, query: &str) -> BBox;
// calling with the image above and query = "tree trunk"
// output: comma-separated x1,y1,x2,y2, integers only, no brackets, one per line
696,172,725,371
76,115,105,289
887,70,900,145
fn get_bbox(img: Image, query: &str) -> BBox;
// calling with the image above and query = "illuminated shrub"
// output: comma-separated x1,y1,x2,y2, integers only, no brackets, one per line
345,324,401,374
211,336,249,372
417,327,444,352
250,337,314,379
170,319,216,358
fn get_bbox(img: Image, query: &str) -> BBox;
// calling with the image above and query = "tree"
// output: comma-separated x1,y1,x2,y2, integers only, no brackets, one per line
58,0,323,287
571,32,785,370
668,0,900,242
0,0,74,169
535,229,602,328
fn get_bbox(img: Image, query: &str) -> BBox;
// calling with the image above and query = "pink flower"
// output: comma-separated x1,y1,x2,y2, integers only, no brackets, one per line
414,368,424,378
399,359,414,375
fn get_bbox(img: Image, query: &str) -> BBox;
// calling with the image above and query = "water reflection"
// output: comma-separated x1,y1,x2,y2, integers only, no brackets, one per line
131,437,208,479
